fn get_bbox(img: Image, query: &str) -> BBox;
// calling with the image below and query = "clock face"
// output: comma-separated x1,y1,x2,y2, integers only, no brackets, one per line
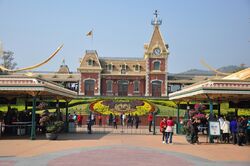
153,48,161,55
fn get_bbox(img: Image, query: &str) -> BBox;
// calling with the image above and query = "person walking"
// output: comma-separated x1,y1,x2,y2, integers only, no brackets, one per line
113,115,118,129
122,113,126,126
230,117,237,145
221,117,230,143
98,114,102,126
237,117,245,146
218,116,225,142
135,114,140,129
77,114,83,127
127,114,132,128
246,117,250,145
148,113,153,132
160,117,166,143
109,113,113,126
87,114,92,134
165,116,174,144
190,118,199,144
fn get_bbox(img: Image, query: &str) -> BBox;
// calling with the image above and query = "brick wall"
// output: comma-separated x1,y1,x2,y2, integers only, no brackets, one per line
80,73,99,94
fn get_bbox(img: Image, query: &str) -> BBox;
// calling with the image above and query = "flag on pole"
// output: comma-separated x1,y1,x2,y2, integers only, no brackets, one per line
86,30,93,37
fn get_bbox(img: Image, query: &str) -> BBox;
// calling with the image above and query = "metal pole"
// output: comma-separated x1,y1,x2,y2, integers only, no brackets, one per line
30,96,36,140
187,102,190,119
176,103,180,134
56,99,60,120
217,102,221,117
65,101,69,132
153,112,156,135
25,98,28,111
209,100,213,115
235,107,238,118
209,100,214,143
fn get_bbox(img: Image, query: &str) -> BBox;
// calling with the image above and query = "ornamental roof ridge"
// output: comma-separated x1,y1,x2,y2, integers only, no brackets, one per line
99,57,144,61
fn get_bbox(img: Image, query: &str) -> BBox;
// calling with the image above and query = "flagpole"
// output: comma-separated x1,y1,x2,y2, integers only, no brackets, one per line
91,28,94,50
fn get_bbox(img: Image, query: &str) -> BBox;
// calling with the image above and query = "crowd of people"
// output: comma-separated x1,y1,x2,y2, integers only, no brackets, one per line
87,112,141,132
1,106,249,147
184,113,250,146
0,107,65,135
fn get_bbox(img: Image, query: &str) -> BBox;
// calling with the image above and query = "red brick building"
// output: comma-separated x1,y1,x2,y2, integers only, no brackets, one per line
78,12,169,97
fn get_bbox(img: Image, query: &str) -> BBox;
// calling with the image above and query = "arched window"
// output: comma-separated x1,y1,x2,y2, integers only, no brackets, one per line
134,80,139,92
153,61,160,70
106,80,112,92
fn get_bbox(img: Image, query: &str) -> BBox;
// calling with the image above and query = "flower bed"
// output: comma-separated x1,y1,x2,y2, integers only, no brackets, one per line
89,99,155,116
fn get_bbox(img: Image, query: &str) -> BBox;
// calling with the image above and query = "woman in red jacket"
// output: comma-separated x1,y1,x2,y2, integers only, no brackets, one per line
160,117,167,143
148,113,153,132
166,116,175,144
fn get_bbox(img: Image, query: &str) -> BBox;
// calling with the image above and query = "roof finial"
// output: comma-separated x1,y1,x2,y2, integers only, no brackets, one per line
151,10,162,26
62,58,65,66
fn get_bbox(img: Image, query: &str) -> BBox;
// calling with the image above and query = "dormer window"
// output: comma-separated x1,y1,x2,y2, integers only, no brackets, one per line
120,63,127,74
135,64,140,72
121,64,126,70
107,64,113,71
88,59,94,66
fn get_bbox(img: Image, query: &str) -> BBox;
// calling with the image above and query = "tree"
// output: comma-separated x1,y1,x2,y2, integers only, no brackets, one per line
0,51,17,70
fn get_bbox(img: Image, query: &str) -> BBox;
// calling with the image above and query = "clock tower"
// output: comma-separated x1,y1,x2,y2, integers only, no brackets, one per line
144,10,169,97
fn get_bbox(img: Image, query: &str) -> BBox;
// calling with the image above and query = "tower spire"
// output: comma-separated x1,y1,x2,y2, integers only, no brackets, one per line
151,10,162,26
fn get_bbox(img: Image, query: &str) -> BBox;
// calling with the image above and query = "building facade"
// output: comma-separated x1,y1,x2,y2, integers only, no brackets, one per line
78,12,169,97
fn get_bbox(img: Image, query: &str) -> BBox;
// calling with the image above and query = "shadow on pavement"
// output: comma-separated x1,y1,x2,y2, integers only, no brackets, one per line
0,132,111,140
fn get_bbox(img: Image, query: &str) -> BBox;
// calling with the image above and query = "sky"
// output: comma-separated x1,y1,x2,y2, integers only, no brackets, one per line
0,0,249,73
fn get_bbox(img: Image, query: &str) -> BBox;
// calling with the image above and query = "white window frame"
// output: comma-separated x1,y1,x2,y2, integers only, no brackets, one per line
106,80,113,92
133,80,140,92
134,64,140,72
153,61,160,70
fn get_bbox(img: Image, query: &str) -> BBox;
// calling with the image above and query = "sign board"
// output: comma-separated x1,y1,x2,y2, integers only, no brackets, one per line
209,121,220,136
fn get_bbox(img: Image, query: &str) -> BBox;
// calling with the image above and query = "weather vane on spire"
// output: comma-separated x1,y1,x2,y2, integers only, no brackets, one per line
151,10,162,26
154,10,158,18
62,59,65,66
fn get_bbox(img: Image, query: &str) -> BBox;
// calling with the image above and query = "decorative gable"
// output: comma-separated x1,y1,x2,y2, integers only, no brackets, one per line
78,50,102,72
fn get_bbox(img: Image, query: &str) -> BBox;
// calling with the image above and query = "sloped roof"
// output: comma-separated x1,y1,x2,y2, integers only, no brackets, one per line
0,76,77,99
78,50,102,71
145,25,168,55
222,68,250,80
58,65,70,74
99,57,146,75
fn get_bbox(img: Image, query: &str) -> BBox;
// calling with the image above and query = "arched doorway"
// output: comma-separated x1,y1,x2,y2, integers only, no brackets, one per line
118,80,128,96
85,80,95,96
152,80,162,97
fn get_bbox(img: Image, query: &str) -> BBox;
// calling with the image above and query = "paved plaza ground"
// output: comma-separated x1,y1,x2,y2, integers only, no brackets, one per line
0,130,249,166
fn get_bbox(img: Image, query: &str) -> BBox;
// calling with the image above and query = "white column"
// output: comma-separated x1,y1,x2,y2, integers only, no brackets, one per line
164,56,168,96
98,72,101,95
145,58,149,96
